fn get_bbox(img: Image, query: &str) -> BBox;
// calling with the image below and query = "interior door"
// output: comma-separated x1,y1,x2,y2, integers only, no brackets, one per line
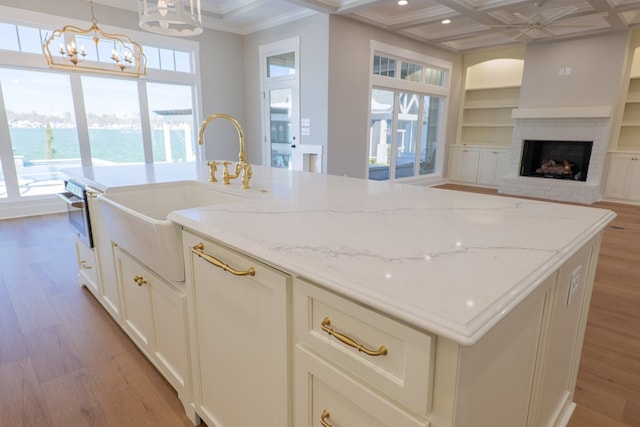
265,85,299,170
260,38,300,170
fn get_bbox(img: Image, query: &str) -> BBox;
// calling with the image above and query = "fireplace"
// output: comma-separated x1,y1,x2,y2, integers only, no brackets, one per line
498,113,610,204
520,139,593,182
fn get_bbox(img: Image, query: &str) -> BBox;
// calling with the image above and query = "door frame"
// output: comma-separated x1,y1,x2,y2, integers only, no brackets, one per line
258,37,300,169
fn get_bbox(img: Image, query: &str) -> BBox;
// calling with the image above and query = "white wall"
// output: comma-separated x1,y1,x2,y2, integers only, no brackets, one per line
327,16,463,178
519,32,629,108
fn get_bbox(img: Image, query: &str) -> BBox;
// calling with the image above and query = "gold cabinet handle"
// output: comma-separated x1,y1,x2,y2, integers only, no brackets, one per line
191,243,256,276
133,275,147,287
321,409,332,427
79,260,92,269
321,317,388,357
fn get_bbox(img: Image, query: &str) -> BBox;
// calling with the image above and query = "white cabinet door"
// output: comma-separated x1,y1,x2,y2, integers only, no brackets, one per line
627,156,640,200
88,191,121,321
604,153,640,201
116,248,155,350
448,146,480,183
184,233,290,427
476,148,509,186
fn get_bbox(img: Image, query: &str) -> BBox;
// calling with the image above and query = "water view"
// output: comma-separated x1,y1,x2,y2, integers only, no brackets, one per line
2,127,195,197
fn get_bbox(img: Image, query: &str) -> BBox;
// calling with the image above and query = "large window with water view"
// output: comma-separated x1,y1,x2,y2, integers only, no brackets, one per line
368,44,450,181
0,68,81,197
0,17,199,206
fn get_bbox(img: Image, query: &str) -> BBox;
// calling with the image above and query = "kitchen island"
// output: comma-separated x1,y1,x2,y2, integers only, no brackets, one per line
64,162,615,427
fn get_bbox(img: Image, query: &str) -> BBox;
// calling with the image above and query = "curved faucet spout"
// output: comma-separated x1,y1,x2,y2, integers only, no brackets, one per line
197,113,251,189
197,113,247,162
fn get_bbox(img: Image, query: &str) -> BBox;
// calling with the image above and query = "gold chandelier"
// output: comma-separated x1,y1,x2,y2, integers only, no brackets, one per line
43,0,146,78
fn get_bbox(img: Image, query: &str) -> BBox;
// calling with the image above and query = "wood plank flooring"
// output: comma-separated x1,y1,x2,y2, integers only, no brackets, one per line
1,187,639,426
437,184,640,427
0,214,196,427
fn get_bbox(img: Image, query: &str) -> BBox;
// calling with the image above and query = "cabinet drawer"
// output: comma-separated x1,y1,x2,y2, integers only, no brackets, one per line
295,346,427,427
294,278,434,415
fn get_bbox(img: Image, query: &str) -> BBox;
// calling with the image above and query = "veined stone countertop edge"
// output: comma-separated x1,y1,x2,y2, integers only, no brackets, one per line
64,162,616,346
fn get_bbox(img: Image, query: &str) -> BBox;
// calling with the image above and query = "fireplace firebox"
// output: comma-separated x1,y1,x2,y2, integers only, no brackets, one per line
520,140,593,182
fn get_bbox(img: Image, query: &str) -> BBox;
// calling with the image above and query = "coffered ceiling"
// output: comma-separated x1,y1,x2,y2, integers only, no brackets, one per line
97,0,640,52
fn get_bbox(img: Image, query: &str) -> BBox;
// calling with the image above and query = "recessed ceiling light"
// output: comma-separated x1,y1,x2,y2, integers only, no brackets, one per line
397,0,409,5
442,19,451,24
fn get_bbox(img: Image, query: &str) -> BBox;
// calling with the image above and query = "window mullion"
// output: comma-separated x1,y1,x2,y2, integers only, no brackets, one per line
138,81,154,163
70,74,93,168
415,95,425,175
390,91,400,179
0,81,20,199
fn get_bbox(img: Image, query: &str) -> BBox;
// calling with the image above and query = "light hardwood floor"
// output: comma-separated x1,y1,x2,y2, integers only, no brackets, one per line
0,214,197,427
0,188,638,426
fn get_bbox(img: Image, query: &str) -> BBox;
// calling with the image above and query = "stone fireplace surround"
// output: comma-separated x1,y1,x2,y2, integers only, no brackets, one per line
498,107,611,204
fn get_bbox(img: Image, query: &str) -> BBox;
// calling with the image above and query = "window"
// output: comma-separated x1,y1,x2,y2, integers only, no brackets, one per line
0,15,200,209
82,76,145,164
0,68,81,196
147,82,196,162
368,42,450,181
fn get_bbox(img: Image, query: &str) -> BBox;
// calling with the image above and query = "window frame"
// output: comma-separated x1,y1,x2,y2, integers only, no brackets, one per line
367,41,451,183
0,6,202,210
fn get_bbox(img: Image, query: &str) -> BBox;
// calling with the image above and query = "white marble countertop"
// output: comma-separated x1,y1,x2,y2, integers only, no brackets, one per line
65,162,616,345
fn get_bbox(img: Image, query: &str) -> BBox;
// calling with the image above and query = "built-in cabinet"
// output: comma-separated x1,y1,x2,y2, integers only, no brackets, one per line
291,235,599,427
603,152,640,202
450,54,524,189
179,228,599,427
183,231,290,427
87,189,121,320
448,145,509,187
605,44,640,203
114,246,194,420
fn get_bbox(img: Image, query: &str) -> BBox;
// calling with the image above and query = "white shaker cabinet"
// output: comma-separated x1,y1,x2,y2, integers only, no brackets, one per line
87,189,121,321
292,234,599,427
114,246,194,422
447,146,480,183
183,231,291,427
603,152,640,202
476,147,510,186
448,145,509,187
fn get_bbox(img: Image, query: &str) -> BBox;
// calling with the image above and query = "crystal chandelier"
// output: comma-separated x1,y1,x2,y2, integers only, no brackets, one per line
42,0,146,78
139,0,203,37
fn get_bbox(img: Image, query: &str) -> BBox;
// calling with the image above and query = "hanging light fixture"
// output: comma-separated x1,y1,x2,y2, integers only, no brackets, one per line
138,0,203,37
42,0,146,78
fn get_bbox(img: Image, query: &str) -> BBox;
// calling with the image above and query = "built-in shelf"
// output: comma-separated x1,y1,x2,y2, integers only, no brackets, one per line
616,77,640,151
460,86,519,147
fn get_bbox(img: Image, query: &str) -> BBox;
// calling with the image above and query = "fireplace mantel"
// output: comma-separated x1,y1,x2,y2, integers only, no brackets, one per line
511,106,611,119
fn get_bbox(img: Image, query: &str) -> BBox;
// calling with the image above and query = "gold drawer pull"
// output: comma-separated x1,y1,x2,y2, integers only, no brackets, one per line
133,275,147,287
79,260,92,269
192,243,256,276
321,317,388,357
321,410,332,427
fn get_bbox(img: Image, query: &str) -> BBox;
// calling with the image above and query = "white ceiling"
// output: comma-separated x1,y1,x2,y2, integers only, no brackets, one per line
96,0,640,52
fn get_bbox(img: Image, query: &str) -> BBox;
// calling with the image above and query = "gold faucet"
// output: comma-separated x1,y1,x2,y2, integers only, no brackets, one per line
197,113,252,189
